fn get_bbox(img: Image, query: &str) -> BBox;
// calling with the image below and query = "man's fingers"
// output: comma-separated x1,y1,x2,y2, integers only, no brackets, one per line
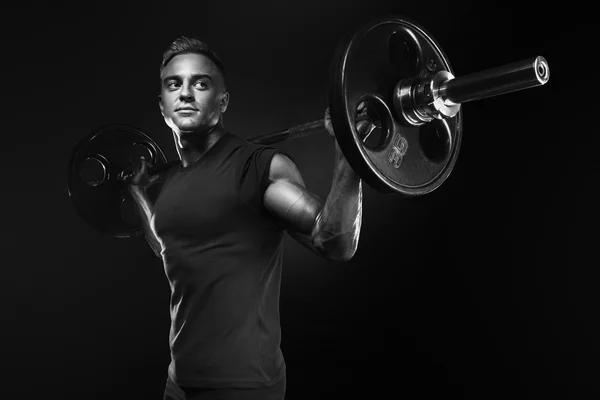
356,120,369,130
140,156,154,173
356,120,376,139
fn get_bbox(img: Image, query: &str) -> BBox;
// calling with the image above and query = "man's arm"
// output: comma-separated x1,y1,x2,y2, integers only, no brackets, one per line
263,108,370,262
128,186,163,259
123,156,164,259
263,148,361,262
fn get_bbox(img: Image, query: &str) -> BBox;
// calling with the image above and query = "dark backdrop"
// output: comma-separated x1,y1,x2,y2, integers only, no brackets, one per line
1,1,594,399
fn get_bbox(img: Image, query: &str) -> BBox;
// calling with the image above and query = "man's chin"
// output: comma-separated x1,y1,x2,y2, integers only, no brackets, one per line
173,119,201,134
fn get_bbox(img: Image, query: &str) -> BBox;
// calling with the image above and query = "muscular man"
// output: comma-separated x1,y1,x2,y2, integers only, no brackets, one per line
127,37,369,400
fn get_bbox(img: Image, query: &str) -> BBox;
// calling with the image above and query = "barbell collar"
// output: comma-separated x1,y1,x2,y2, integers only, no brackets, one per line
394,70,461,125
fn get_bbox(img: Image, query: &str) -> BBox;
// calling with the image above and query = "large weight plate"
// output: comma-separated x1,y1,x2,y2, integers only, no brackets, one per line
329,15,462,195
67,125,167,238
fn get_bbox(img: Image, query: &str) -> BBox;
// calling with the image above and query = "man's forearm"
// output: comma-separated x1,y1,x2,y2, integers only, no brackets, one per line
311,142,363,261
128,186,163,258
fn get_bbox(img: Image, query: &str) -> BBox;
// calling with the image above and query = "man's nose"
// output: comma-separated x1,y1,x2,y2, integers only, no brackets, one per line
180,84,194,101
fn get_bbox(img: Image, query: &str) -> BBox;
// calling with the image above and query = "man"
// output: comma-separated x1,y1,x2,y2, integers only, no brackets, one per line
127,37,370,400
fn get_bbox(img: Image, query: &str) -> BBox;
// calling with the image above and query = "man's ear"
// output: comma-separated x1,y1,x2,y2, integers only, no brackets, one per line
158,95,165,116
220,91,230,114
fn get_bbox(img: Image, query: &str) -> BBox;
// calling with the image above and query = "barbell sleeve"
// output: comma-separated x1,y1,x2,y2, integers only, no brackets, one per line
438,56,550,104
395,55,550,125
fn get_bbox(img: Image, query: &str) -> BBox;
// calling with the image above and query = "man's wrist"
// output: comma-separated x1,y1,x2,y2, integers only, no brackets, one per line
127,184,147,195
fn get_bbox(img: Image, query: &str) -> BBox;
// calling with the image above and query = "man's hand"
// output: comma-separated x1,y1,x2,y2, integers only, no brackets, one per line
324,102,376,141
127,156,160,191
324,107,335,137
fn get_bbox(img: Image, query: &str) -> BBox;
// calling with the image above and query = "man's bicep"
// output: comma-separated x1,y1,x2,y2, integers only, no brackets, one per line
263,154,323,237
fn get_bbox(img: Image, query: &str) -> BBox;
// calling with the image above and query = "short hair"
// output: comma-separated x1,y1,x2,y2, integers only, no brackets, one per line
159,36,227,87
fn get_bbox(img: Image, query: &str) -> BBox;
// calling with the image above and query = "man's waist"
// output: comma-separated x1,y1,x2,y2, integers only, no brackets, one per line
168,342,285,388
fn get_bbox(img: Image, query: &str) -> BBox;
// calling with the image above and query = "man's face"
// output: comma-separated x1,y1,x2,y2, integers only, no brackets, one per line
159,53,229,134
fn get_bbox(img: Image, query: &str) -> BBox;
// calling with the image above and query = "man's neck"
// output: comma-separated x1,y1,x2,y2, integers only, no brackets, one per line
173,121,226,168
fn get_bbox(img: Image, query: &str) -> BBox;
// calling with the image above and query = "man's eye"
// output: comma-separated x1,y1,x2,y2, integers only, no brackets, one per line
195,81,208,89
167,82,180,89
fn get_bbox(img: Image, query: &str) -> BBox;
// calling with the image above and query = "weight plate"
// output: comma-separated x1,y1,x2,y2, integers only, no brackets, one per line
329,15,462,195
67,125,167,238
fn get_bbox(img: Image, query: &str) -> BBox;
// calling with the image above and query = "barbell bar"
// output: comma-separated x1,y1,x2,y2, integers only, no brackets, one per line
130,55,548,182
67,15,550,238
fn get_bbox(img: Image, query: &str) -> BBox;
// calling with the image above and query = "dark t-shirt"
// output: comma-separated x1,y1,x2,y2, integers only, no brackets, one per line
152,132,287,389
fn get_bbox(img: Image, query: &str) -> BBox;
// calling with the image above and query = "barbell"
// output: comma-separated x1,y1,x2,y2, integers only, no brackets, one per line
67,15,550,239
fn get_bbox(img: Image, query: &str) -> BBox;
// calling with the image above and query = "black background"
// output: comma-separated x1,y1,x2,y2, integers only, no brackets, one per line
1,1,595,399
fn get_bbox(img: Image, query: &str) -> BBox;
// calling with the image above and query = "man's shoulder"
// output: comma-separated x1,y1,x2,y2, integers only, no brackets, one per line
224,131,281,157
226,131,267,149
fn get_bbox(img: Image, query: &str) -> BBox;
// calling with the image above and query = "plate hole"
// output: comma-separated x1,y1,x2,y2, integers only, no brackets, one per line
80,156,107,187
419,122,450,163
356,101,386,150
389,31,418,76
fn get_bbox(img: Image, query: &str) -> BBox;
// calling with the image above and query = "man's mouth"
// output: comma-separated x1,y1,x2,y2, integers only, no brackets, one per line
176,107,198,112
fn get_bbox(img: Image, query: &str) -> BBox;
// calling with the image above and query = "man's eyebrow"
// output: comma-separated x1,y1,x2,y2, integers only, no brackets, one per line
192,74,213,81
162,74,213,83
